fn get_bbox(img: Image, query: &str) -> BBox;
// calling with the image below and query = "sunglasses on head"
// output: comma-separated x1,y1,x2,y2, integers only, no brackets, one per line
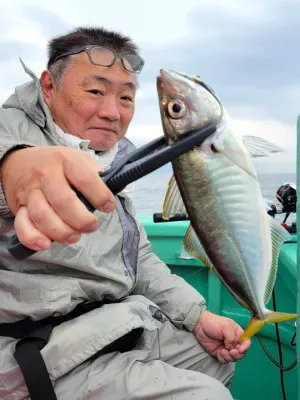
50,45,144,74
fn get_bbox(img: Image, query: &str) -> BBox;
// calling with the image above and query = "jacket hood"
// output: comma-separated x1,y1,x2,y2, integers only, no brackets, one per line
2,58,53,129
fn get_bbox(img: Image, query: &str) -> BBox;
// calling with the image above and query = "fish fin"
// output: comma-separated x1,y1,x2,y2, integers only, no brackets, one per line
163,175,187,219
264,217,292,305
183,225,214,271
242,136,284,158
213,131,259,179
239,311,298,343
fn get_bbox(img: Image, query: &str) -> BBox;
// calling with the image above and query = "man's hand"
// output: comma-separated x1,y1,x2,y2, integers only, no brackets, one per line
1,146,116,251
193,310,251,364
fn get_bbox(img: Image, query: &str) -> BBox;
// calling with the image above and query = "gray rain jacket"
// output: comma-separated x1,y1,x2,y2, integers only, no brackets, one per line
0,62,206,399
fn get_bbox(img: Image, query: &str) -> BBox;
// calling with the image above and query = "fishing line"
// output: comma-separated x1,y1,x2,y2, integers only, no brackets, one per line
184,265,208,281
257,333,296,371
256,287,297,400
273,293,287,400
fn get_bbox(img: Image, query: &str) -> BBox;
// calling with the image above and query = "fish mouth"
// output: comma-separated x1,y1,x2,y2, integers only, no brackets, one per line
156,70,175,96
157,69,191,91
157,69,205,89
156,69,196,107
156,75,164,97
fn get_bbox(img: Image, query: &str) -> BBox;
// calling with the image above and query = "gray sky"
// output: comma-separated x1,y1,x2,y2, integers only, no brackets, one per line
0,0,298,173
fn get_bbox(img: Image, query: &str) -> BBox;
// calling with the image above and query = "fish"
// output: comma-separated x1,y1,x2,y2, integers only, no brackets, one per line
156,69,298,342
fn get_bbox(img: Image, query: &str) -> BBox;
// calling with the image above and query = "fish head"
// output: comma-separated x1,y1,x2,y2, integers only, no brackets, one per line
157,69,259,178
157,69,222,142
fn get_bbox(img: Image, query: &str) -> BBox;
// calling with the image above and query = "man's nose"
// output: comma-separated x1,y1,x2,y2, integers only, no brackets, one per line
98,96,120,121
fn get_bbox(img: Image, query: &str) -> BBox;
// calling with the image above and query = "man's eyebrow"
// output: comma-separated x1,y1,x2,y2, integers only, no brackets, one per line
87,74,137,90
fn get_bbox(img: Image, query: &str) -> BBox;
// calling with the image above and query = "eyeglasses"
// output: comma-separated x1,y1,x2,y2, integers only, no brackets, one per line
50,45,145,74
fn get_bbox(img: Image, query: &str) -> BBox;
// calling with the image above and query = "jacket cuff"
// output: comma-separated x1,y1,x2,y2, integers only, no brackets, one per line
183,303,207,332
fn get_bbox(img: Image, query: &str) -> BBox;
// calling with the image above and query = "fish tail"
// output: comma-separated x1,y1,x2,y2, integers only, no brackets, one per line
239,311,298,343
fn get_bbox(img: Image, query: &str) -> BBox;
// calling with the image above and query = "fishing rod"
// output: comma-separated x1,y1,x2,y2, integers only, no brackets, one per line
153,182,297,234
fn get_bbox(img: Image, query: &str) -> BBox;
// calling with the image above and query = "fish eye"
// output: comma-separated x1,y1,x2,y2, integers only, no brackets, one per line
167,99,186,119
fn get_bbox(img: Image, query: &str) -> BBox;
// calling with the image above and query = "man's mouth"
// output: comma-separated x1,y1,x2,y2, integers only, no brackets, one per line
90,126,117,134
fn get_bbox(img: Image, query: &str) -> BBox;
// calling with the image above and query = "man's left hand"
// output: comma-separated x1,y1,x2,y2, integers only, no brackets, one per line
193,310,251,364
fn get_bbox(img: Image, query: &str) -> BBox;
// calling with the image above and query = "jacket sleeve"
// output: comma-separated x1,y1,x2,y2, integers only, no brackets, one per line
132,219,206,332
0,108,36,217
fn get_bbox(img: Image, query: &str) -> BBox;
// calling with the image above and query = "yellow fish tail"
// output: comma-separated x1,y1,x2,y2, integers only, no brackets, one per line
239,311,298,343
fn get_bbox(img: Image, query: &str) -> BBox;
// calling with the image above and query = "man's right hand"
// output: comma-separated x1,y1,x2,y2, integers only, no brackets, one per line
1,146,116,251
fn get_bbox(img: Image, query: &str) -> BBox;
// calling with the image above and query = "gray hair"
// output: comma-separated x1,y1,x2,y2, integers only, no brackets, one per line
47,26,141,86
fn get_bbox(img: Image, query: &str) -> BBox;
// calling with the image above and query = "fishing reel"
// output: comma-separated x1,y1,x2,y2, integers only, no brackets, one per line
266,182,297,233
276,183,297,214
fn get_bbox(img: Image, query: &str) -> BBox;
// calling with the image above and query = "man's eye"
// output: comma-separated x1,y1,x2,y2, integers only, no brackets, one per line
121,96,133,102
89,90,103,95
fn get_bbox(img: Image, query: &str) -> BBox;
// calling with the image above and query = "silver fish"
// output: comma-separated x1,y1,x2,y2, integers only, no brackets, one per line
157,69,297,342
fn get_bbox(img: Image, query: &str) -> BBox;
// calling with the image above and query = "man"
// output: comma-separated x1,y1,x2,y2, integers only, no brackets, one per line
0,27,250,399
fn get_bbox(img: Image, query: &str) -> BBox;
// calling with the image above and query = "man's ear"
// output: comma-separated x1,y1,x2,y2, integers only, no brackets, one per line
40,70,55,106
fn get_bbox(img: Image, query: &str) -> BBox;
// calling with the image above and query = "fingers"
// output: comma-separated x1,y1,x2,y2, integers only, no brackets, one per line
218,349,242,363
228,348,246,361
40,155,115,232
25,153,115,246
27,188,81,245
218,338,251,364
223,321,251,351
63,154,115,213
14,206,52,251
8,147,118,251
218,348,245,364
40,170,101,233
219,321,251,363
237,338,251,354
223,324,238,350
218,349,233,364
217,353,228,364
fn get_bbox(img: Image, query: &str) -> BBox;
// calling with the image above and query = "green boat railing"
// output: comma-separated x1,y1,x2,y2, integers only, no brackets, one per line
296,115,300,400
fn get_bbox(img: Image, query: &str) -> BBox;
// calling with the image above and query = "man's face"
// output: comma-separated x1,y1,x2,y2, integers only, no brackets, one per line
42,52,137,151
